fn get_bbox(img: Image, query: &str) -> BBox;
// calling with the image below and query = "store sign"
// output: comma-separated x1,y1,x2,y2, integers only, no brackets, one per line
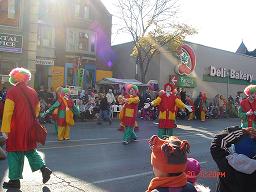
178,75,196,88
0,33,23,53
77,68,84,87
35,58,55,66
209,66,253,82
175,44,196,76
169,75,178,85
50,66,64,91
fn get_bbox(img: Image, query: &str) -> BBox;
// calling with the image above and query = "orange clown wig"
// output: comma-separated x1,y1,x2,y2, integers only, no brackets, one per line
9,67,31,85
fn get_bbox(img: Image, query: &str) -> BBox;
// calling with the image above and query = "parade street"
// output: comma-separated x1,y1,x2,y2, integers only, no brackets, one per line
0,118,240,192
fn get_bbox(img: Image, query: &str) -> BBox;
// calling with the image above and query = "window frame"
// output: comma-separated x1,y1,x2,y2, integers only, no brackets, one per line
0,0,22,28
66,28,96,54
37,24,55,48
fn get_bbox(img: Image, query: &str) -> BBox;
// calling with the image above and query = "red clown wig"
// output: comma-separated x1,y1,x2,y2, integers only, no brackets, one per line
9,67,31,85
164,83,175,91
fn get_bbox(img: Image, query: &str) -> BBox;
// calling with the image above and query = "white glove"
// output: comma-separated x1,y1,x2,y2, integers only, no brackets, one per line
254,111,256,115
246,111,253,116
185,105,193,112
144,103,151,109
2,133,8,139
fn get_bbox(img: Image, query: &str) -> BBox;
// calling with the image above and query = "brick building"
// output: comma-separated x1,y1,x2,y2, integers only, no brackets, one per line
0,0,113,90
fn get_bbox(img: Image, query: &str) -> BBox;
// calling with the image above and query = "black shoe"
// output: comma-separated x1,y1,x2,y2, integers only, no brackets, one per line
41,166,52,184
3,180,20,189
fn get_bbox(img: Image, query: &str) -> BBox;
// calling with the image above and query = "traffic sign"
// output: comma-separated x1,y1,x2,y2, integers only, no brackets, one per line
169,75,178,85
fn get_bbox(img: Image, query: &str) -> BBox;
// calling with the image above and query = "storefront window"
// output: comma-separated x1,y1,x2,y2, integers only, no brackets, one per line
0,0,20,27
67,67,75,85
38,25,55,48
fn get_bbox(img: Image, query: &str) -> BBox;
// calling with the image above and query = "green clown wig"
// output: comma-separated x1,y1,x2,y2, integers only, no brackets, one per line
244,84,256,96
9,67,31,85
62,88,70,95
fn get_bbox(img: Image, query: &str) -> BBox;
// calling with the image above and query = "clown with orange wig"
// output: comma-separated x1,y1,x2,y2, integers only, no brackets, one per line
145,83,192,138
1,68,52,189
119,84,140,144
239,84,256,129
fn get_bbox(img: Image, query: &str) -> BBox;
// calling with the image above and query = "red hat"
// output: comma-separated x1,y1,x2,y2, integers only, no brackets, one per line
164,83,175,91
149,135,190,174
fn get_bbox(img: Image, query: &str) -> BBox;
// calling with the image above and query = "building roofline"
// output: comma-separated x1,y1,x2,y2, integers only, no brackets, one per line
112,40,256,60
97,0,112,16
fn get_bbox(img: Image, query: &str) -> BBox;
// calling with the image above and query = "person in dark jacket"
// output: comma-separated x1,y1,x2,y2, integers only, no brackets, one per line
146,135,197,192
97,93,111,125
210,126,256,192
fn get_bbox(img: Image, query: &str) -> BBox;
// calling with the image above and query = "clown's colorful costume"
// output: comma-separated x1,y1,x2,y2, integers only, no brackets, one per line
186,96,195,120
120,84,140,144
150,83,190,138
239,85,256,129
1,68,52,189
118,90,139,132
43,88,79,141
198,92,207,122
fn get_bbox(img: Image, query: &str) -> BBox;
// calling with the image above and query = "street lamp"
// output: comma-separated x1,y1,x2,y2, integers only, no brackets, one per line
226,70,230,99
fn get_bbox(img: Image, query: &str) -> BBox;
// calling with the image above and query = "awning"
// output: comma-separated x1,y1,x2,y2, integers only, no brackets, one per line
97,78,147,86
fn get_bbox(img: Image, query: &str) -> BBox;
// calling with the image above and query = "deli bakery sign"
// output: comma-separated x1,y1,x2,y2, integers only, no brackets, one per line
209,65,253,82
0,33,23,53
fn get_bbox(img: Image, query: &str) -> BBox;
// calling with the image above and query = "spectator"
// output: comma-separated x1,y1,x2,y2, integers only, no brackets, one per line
106,89,116,105
97,93,112,125
210,126,256,192
219,95,226,118
146,135,196,192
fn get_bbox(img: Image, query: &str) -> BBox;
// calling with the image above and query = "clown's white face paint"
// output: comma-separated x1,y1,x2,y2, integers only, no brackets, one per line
129,88,136,96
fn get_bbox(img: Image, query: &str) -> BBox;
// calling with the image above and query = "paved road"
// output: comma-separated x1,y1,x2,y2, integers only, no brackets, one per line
0,118,240,192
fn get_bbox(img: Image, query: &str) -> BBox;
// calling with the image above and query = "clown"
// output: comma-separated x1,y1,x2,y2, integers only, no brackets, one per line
198,92,207,122
145,83,192,138
1,67,52,189
118,85,139,132
239,84,256,129
186,95,195,120
42,87,79,141
120,84,140,144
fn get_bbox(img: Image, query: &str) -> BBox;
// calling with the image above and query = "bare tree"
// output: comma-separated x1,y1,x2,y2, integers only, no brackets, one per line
115,0,196,82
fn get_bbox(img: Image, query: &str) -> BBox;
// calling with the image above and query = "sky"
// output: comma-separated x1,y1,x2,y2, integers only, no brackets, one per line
101,0,256,53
